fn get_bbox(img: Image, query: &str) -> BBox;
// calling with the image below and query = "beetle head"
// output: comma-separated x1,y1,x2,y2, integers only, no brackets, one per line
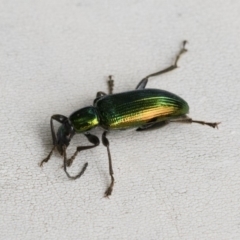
50,114,75,155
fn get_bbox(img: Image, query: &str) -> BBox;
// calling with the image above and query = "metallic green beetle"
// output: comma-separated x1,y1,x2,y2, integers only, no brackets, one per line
40,41,220,197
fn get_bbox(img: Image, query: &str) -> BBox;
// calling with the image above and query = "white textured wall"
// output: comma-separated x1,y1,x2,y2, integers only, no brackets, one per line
0,1,239,239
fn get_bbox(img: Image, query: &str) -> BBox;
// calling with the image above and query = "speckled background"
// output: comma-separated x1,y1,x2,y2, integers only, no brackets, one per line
0,1,239,239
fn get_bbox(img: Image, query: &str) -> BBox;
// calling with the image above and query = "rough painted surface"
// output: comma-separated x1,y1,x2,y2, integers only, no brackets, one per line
0,1,239,239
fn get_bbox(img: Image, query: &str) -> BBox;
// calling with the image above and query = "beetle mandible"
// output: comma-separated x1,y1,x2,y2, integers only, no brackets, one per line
40,41,220,197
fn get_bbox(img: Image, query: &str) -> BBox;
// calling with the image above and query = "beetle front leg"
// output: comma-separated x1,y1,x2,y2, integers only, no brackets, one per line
66,133,100,167
39,146,56,166
63,146,88,180
136,41,187,89
102,131,114,197
40,114,68,166
170,116,220,129
63,133,100,180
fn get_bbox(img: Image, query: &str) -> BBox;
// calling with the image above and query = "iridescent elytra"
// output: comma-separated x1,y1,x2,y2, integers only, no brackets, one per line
40,41,220,197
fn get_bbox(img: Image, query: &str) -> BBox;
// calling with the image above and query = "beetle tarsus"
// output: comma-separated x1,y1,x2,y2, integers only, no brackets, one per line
105,175,114,197
136,40,188,90
190,120,221,129
108,75,114,94
66,158,73,167
66,153,77,167
170,117,221,129
40,146,55,167
174,40,188,67
64,133,100,169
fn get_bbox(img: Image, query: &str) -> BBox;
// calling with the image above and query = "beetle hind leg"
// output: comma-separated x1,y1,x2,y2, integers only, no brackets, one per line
136,40,188,90
102,131,115,197
170,116,221,129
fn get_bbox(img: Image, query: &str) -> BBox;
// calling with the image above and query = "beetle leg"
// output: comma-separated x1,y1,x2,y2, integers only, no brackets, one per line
136,41,188,89
63,146,88,180
40,115,68,166
39,146,56,166
96,91,107,98
102,131,114,197
136,120,169,131
66,133,100,167
63,133,100,180
96,75,114,98
170,116,221,129
107,75,114,94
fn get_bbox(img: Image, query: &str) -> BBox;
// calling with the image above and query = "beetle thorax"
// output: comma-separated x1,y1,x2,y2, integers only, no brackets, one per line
69,106,99,133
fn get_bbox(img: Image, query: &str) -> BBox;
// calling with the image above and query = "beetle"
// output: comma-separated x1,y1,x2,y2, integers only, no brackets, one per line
40,41,220,197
